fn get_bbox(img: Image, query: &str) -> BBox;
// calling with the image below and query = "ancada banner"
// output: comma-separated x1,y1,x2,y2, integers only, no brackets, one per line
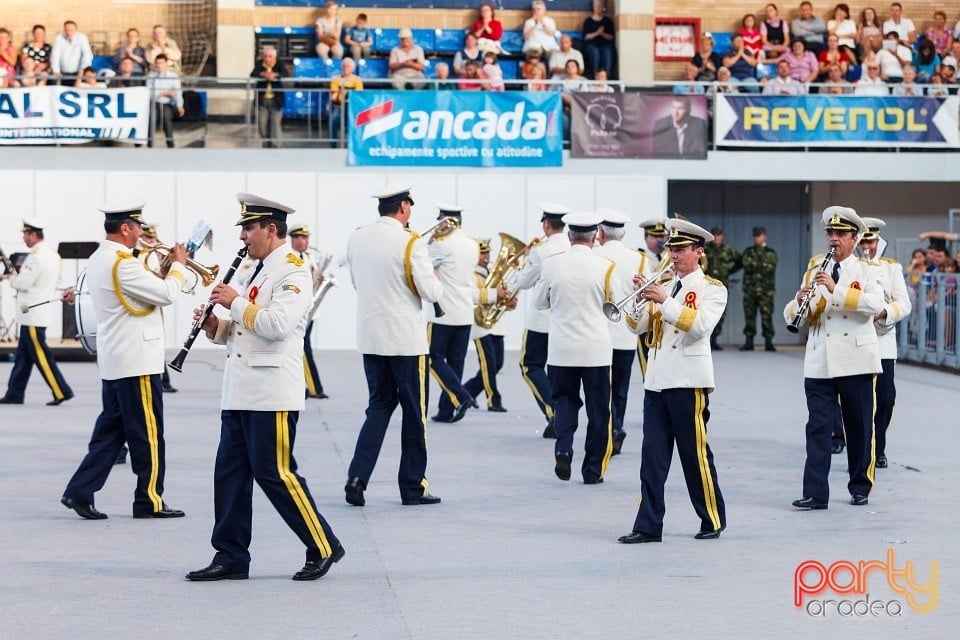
715,94,960,147
0,86,150,144
348,91,562,167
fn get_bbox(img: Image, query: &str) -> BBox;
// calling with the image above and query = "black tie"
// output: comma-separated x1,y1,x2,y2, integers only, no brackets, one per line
250,260,264,285
671,280,682,298
831,262,840,284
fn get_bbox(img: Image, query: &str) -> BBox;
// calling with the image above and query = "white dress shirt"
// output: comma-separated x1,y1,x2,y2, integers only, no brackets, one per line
50,32,93,74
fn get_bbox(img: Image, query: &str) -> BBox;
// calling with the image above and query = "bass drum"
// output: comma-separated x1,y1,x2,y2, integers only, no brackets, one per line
74,270,98,355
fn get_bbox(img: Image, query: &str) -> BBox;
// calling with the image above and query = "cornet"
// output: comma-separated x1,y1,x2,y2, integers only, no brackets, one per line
141,243,219,294
602,261,675,323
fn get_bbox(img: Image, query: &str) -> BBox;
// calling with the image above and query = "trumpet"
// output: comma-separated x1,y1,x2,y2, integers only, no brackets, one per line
602,261,675,323
142,243,219,294
787,247,835,334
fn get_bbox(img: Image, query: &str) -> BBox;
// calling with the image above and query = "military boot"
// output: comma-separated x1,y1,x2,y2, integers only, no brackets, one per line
765,338,776,352
739,336,754,351
710,336,723,351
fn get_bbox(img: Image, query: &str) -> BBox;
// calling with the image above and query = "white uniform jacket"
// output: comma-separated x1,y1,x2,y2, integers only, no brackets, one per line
629,268,726,392
594,240,651,351
873,256,911,360
209,245,312,411
347,216,443,356
514,233,570,333
471,266,506,339
534,245,614,367
429,228,479,326
234,256,259,288
13,241,61,328
783,254,884,379
86,239,187,380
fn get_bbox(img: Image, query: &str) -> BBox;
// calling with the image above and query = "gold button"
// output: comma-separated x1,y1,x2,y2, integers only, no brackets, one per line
843,332,848,336
672,345,677,349
237,331,242,335
237,353,242,358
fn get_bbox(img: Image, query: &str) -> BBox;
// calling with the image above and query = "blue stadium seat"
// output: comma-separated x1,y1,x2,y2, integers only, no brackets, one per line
435,29,467,54
323,58,343,77
374,28,399,54
292,57,326,78
91,55,113,72
499,59,519,80
283,90,323,117
500,30,524,55
711,32,733,54
255,26,314,36
357,57,389,79
412,29,436,53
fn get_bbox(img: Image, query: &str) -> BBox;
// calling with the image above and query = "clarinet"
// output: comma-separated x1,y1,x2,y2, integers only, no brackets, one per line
786,247,835,334
168,247,248,372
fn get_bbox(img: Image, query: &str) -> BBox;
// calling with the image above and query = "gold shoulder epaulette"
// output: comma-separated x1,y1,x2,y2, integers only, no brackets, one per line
543,251,564,261
704,275,723,286
116,250,133,259
880,256,897,264
287,253,304,267
808,254,825,268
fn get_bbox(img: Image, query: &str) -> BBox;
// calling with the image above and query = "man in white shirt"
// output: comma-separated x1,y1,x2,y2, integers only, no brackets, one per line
548,34,584,79
854,61,889,95
389,28,426,90
762,60,806,95
882,2,916,45
50,20,92,83
522,0,559,55
146,54,184,148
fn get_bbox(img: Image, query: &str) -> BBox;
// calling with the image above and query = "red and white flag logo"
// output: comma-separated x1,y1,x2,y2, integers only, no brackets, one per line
355,100,404,140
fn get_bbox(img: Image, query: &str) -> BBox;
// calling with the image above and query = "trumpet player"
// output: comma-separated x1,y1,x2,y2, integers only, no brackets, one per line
61,206,188,521
785,207,884,511
1,218,74,406
618,219,727,543
635,217,669,379
289,224,328,400
463,238,510,412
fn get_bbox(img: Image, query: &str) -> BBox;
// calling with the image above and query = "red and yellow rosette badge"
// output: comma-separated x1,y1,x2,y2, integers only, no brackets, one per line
684,291,698,309
248,286,259,303
850,281,861,290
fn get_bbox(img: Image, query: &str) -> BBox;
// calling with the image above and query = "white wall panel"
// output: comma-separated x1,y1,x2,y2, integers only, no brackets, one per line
594,175,667,250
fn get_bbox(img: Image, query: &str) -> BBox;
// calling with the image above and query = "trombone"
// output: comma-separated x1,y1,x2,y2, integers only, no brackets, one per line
141,243,219,294
602,261,674,323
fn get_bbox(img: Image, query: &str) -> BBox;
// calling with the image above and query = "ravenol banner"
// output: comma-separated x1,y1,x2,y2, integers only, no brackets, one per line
715,94,960,147
0,86,150,144
348,91,562,167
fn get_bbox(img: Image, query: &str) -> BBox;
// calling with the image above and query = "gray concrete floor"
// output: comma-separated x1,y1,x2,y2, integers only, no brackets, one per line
0,347,956,639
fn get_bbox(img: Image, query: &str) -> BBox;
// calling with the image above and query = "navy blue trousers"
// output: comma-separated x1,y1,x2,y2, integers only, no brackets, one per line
463,334,504,408
212,409,340,571
633,388,726,536
64,374,165,514
549,364,613,482
4,326,72,402
803,374,876,501
611,348,636,433
347,354,431,500
874,359,896,458
520,330,553,422
428,323,471,418
303,320,325,396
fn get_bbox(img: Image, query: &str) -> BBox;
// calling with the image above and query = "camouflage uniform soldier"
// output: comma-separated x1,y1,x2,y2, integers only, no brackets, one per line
704,226,741,350
740,226,777,352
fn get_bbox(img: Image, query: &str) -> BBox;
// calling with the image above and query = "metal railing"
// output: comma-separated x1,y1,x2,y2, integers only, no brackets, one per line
899,272,960,369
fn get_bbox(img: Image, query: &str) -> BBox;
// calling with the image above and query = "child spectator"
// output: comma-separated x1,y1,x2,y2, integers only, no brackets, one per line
926,72,948,96
482,52,504,91
526,60,549,91
344,13,373,60
434,62,454,89
18,56,45,87
589,67,615,92
739,14,763,59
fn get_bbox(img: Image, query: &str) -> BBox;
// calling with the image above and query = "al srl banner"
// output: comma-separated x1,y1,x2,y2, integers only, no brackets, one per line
0,86,150,144
715,94,960,147
570,93,709,159
348,91,562,167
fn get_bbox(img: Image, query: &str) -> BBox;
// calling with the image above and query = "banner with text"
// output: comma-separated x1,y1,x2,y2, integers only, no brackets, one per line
715,94,960,147
570,93,709,159
0,86,150,144
348,91,562,167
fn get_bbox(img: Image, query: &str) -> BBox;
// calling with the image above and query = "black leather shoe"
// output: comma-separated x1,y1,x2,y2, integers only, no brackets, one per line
115,446,128,465
488,405,507,413
739,339,754,351
185,563,248,581
876,455,888,469
792,497,828,510
611,429,626,456
162,383,178,393
430,413,453,423
712,342,723,351
542,421,556,439
401,493,441,505
61,495,108,520
0,396,24,404
307,391,329,399
694,525,725,540
850,494,869,506
831,440,845,454
449,402,470,423
293,545,345,581
344,477,365,506
133,504,185,518
46,391,74,406
554,453,571,481
618,531,662,544
583,476,604,485
470,398,479,409
765,340,776,352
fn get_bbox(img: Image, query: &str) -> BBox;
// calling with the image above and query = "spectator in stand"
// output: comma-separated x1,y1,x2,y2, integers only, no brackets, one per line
549,34,584,80
692,32,723,81
145,25,182,74
926,71,948,96
925,11,953,58
740,14,763,58
724,34,761,91
716,66,739,92
882,2,916,46
482,52,505,91
315,1,344,60
250,45,286,148
329,57,362,146
940,61,958,88
526,60,549,90
913,39,940,83
114,28,147,75
20,25,51,73
50,20,92,84
589,68,615,92
472,3,504,54
857,7,884,56
113,57,144,87
854,59,889,94
822,61,851,92
582,0,616,79
792,2,827,54
434,62,454,89
522,50,545,80
827,4,858,53
458,60,485,91
344,13,373,60
763,59,807,94
892,64,922,95
942,40,960,71
0,29,17,86
453,33,483,77
778,39,819,83
673,63,706,94
761,4,791,59
818,34,851,80
77,66,105,88
876,31,911,81
560,59,588,138
389,28,426,90
18,56,45,87
146,54,183,148
522,0,559,57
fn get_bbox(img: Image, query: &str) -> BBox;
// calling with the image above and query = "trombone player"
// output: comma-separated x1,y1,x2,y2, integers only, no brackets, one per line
289,224,328,400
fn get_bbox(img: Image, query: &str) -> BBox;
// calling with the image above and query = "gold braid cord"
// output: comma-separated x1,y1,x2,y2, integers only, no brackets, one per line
112,254,155,317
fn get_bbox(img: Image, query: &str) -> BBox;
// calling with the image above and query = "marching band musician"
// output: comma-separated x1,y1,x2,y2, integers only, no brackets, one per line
289,224,328,400
464,238,511,412
61,206,187,521
785,206,884,510
186,194,343,581
859,217,911,469
343,187,443,507
0,218,74,406
635,217,669,379
619,219,728,543
594,208,650,455
427,204,479,423
534,212,617,484
513,202,571,438
137,223,177,394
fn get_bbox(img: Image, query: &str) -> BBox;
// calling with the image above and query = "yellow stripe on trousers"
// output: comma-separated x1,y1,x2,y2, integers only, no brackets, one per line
303,354,317,396
29,326,64,399
138,375,163,511
427,323,461,408
599,367,614,477
475,339,494,406
694,388,721,531
418,355,430,492
275,411,333,557
866,374,877,488
519,330,554,420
